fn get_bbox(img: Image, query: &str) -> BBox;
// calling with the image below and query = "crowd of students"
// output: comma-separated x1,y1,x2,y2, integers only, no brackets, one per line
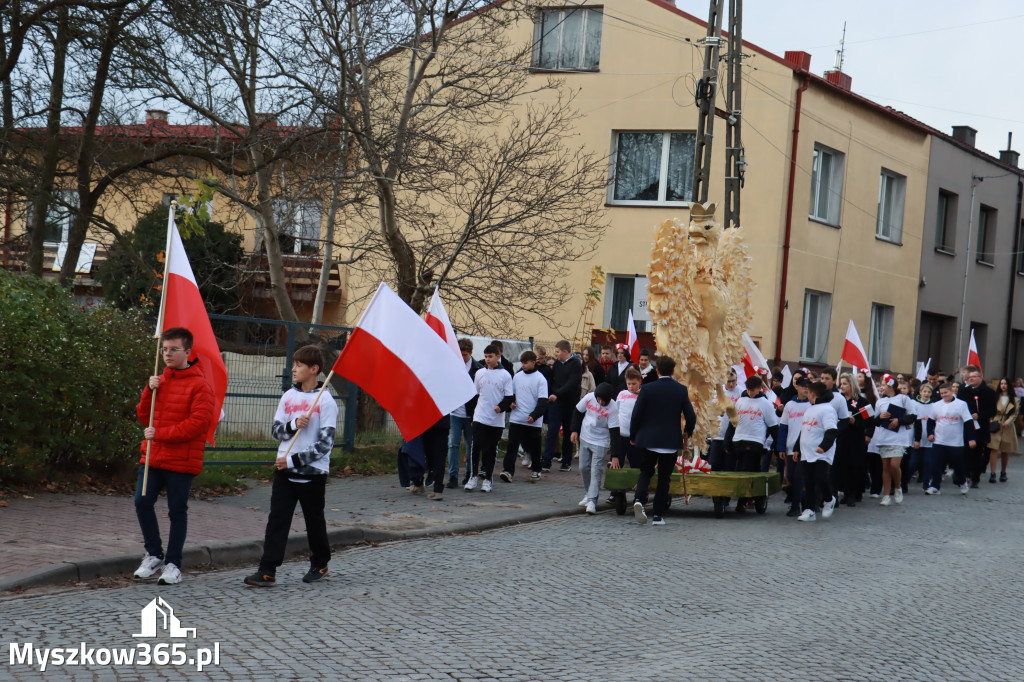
442,338,1023,525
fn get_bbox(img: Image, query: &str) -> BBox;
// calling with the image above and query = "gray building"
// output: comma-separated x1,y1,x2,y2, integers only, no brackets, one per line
917,126,1024,379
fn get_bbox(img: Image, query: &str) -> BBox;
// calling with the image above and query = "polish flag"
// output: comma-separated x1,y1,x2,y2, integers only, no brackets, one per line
626,310,640,363
156,206,227,445
915,358,931,383
967,329,982,376
425,289,462,361
841,321,870,372
332,282,476,441
741,332,768,379
780,365,793,389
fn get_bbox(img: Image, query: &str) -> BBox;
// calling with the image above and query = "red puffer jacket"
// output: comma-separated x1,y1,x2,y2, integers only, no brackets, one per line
137,360,216,475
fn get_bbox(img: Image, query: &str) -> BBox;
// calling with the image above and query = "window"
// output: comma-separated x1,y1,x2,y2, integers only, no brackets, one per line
869,303,894,369
607,275,649,332
31,189,79,244
611,131,695,204
976,205,996,265
532,7,602,71
808,144,844,225
800,290,831,363
934,189,957,253
271,198,321,253
876,169,906,243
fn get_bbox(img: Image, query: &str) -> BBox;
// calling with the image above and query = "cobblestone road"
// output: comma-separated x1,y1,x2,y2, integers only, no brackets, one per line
4,474,1024,680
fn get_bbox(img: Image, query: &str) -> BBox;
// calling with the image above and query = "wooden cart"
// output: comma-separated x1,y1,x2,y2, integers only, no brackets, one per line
603,469,782,518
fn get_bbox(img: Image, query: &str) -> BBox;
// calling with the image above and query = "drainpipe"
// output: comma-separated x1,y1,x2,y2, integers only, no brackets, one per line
773,72,809,366
1004,176,1023,376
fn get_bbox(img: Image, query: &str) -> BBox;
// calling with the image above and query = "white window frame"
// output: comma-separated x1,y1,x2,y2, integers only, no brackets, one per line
876,168,906,243
609,131,696,206
800,289,832,363
531,7,603,71
869,303,895,370
33,189,79,245
271,198,322,254
604,274,650,332
808,143,844,225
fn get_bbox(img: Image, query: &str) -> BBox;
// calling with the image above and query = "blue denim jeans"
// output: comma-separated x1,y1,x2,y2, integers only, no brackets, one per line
927,444,966,490
448,415,473,479
134,466,194,568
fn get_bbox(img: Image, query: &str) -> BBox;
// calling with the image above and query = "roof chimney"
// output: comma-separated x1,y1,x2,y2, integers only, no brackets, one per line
1000,132,1019,168
784,51,811,71
952,125,977,148
145,109,168,125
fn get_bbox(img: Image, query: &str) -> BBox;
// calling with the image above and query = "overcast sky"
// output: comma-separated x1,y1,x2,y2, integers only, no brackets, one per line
691,0,1024,158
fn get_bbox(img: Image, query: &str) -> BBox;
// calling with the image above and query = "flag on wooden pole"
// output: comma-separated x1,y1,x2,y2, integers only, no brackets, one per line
425,288,462,361
626,310,640,363
841,321,870,374
967,329,982,377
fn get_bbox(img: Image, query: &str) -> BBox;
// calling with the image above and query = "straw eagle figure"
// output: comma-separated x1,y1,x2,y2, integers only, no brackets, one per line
646,202,753,452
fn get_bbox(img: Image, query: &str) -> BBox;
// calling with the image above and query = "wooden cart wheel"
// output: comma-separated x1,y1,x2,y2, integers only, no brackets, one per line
713,496,725,518
755,496,768,514
614,491,627,515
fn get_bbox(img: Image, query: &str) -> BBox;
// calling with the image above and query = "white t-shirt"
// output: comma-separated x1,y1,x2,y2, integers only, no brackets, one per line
912,399,933,449
827,390,850,419
799,402,839,464
714,384,744,440
733,394,779,445
931,398,975,447
616,389,640,438
779,399,810,454
872,394,915,447
274,386,339,479
510,370,548,428
473,367,513,428
575,392,618,448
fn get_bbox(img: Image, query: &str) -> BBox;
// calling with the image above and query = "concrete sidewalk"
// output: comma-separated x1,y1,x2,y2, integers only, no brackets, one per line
0,466,594,592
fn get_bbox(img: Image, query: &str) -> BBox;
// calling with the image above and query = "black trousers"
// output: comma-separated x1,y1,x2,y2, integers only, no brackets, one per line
502,422,543,475
472,422,504,480
867,451,883,495
801,459,833,512
634,449,677,516
260,471,330,572
423,417,450,493
724,440,762,505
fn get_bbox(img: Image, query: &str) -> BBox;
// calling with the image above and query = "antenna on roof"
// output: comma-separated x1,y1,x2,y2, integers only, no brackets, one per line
835,21,847,71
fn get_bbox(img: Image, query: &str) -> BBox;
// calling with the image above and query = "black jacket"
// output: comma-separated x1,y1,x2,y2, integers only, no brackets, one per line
550,354,583,404
630,377,696,450
958,380,996,444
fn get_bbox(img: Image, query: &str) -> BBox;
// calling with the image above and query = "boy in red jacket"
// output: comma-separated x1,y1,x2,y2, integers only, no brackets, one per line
133,327,215,585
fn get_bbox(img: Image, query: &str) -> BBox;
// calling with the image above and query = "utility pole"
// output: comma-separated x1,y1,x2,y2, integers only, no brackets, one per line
722,0,744,228
691,0,724,205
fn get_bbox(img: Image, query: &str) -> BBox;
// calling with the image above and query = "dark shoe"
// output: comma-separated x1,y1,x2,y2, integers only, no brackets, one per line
244,572,276,587
844,499,856,507
559,464,572,472
786,507,800,517
302,566,329,583
499,471,512,482
1000,471,1008,482
971,481,980,489
446,476,458,489
990,473,997,483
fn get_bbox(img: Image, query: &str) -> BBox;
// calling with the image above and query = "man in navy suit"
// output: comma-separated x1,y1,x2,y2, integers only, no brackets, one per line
630,355,696,525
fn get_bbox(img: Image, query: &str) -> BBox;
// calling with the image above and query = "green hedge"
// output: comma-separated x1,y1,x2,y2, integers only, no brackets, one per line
0,271,153,483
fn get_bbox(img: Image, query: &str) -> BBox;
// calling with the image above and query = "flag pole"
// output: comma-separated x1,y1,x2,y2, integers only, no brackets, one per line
142,202,179,496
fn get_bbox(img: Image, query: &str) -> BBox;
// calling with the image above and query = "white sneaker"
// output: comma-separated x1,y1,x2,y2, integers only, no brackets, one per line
464,476,478,491
797,509,816,522
880,495,892,506
585,501,597,514
821,496,836,519
633,501,647,524
521,456,532,468
578,497,589,507
960,482,970,495
133,554,164,580
157,563,182,585
925,487,940,495
894,489,904,504
869,493,880,498
481,478,492,493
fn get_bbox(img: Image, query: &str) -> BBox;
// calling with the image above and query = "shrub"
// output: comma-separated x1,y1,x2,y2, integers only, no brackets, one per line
0,271,154,483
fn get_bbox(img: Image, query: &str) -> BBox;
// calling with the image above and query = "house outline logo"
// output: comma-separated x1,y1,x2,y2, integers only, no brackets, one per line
132,597,197,639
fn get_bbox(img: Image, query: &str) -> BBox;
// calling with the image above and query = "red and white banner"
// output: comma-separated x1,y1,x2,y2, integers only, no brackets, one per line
626,310,640,363
676,453,712,474
967,329,982,376
332,282,475,441
841,320,870,372
156,206,227,445
741,332,768,379
425,288,462,361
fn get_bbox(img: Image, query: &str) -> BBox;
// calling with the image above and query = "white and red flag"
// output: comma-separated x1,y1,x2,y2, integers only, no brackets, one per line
425,288,462,361
841,321,870,372
626,310,640,363
741,332,769,379
332,282,475,441
155,207,227,445
676,452,712,474
967,329,982,376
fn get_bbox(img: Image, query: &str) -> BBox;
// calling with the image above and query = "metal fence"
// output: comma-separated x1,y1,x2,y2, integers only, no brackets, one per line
205,314,361,462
